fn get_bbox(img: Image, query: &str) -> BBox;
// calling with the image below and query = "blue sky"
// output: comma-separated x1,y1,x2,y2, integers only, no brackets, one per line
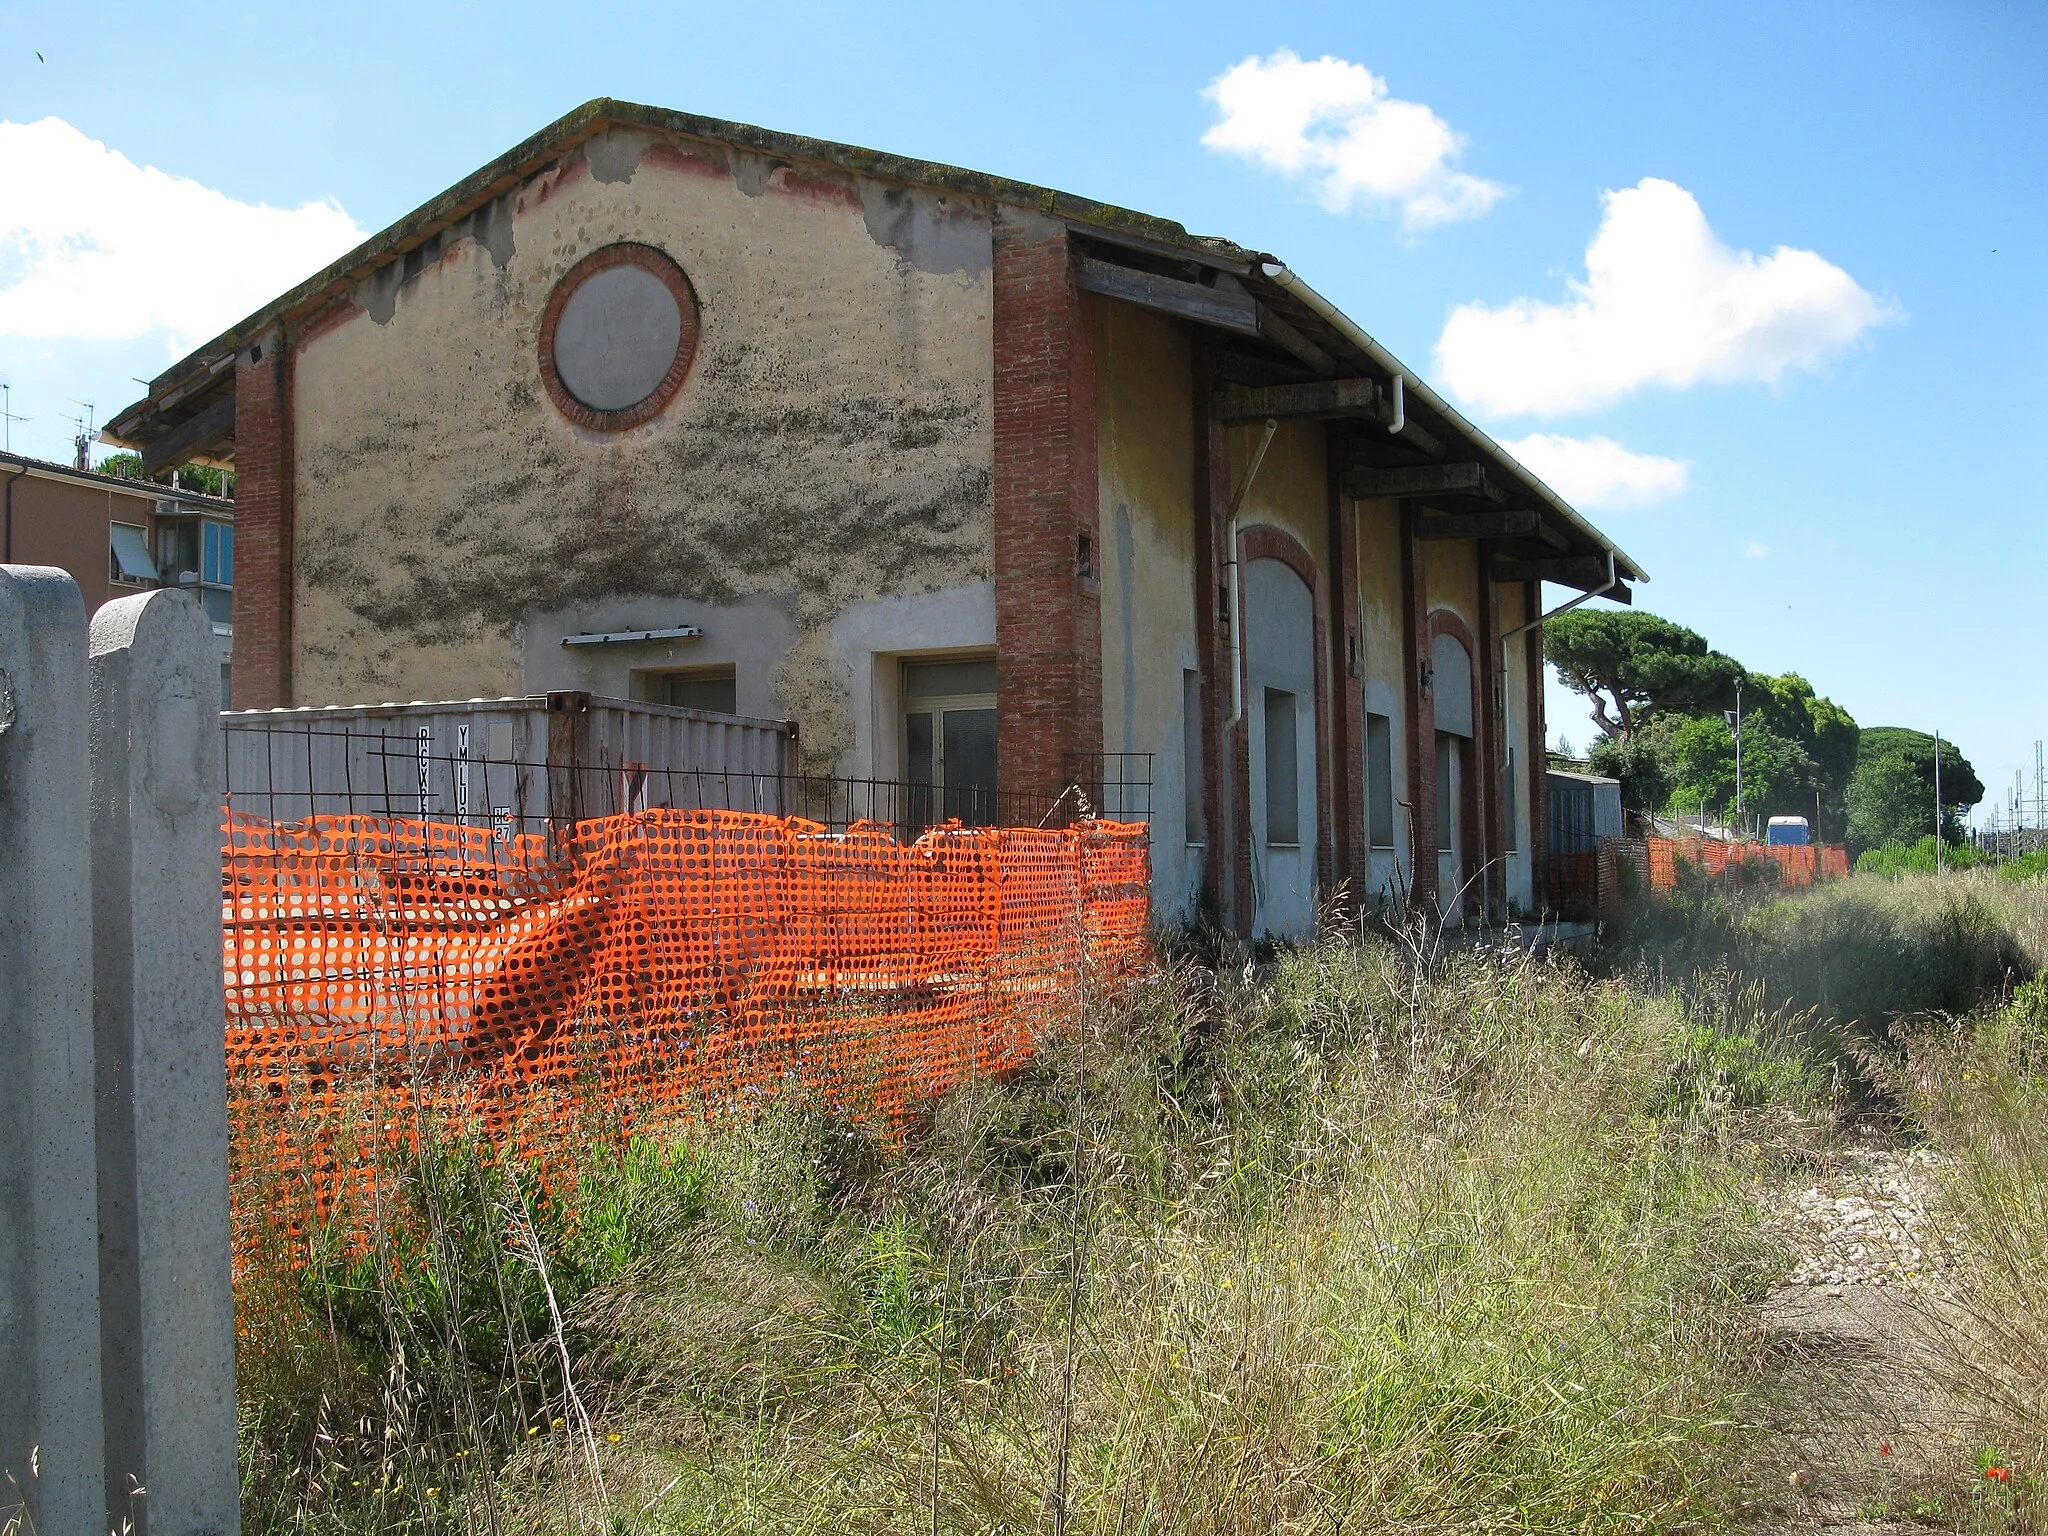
2,0,2042,821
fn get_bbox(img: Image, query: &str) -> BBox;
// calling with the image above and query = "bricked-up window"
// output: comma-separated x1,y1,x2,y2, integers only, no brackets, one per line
1264,688,1300,847
538,243,701,432
1182,670,1205,845
1504,747,1520,852
1367,711,1395,848
661,668,738,715
1437,734,1460,853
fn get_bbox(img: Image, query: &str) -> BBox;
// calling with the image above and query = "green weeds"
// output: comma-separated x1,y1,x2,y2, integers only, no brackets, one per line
233,937,1836,1534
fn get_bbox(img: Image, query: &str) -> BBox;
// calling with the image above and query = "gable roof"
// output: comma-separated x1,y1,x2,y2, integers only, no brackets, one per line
105,98,1642,585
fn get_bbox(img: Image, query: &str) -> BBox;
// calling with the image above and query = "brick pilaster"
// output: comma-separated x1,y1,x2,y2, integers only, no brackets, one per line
992,215,1101,809
1478,567,1504,917
1525,581,1550,912
231,330,292,708
1326,433,1365,897
1400,504,1439,916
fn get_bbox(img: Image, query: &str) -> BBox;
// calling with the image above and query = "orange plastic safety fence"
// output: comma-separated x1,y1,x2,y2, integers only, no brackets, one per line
1643,836,1847,891
222,807,1149,1248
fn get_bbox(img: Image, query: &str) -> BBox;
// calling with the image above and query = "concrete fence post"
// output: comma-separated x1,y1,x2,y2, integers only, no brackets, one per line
0,566,108,1535
89,588,238,1536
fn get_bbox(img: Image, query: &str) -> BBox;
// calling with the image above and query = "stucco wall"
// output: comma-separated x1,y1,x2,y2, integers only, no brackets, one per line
8,475,150,616
1423,535,1480,634
1230,420,1327,572
289,126,996,771
1094,303,1199,916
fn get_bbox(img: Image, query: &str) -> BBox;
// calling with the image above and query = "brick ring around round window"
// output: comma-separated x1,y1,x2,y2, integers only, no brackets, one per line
538,243,700,432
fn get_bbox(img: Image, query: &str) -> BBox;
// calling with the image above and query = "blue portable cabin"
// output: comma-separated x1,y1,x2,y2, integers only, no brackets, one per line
1765,816,1811,848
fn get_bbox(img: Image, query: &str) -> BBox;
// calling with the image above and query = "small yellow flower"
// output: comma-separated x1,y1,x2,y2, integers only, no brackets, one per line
606,1434,621,1444
1218,1276,1234,1290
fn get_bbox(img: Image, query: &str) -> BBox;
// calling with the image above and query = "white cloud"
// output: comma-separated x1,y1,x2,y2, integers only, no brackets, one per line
1201,50,1505,231
1498,432,1690,511
0,117,364,353
1436,178,1892,416
1741,540,1771,559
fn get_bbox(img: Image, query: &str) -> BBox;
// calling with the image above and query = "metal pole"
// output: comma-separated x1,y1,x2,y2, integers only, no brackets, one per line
1934,729,1944,876
1733,679,1743,838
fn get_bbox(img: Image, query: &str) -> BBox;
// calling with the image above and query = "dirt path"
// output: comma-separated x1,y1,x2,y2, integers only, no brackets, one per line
1737,1136,1976,1533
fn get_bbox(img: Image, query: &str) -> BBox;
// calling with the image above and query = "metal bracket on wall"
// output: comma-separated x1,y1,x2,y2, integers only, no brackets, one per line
560,626,705,647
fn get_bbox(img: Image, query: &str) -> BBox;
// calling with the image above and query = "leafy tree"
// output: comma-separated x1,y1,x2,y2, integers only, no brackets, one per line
1586,730,1672,815
1855,727,1983,837
93,452,230,496
1741,673,1859,839
1662,714,1816,827
1846,750,1939,854
1546,610,1744,741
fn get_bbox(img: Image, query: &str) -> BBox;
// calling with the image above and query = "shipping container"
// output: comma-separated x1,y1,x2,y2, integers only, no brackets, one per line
1547,769,1624,855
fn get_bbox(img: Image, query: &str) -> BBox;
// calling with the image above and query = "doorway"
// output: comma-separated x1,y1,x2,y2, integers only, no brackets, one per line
1430,629,1476,920
902,656,997,828
1243,558,1318,939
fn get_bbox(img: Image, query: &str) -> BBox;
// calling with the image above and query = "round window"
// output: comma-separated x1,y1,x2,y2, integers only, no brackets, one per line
538,243,700,431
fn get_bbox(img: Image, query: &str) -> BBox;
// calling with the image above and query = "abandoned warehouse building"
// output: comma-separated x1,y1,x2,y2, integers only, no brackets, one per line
107,98,1646,939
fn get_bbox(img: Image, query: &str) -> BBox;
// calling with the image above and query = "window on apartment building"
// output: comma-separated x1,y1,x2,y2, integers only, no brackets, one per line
110,523,158,586
1263,687,1300,846
660,667,739,715
156,519,199,581
1182,670,1206,845
903,656,997,828
1366,711,1395,849
202,521,234,586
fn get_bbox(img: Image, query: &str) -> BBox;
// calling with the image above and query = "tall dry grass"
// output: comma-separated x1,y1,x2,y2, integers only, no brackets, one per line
231,930,1834,1534
1902,973,2048,1520
1615,868,2045,1065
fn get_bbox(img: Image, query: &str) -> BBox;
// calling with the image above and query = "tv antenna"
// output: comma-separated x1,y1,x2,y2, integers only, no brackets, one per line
68,399,95,470
0,384,28,454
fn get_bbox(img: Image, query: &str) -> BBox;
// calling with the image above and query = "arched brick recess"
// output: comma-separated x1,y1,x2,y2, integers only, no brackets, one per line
1231,523,1333,932
1425,607,1489,920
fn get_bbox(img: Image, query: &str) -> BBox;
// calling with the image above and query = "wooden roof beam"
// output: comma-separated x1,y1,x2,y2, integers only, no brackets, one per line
140,394,235,476
1492,554,1632,603
1415,508,1540,541
1346,461,1498,500
1212,377,1379,424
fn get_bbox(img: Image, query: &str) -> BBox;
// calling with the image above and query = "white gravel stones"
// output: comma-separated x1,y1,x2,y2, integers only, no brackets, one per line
1771,1142,1954,1292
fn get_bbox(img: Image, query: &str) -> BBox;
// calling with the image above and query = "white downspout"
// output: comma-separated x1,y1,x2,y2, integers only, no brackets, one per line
1223,417,1280,730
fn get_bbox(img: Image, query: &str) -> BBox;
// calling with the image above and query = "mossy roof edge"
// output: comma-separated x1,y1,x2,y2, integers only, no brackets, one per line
112,97,1257,428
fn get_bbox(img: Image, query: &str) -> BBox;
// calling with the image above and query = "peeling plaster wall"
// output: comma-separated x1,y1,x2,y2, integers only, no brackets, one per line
1228,421,1328,573
1423,537,1480,635
1353,498,1407,899
288,127,995,772
1093,303,1197,919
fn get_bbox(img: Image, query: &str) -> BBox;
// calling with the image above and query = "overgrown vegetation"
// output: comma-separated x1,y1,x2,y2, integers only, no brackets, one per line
1904,979,2048,1497
227,870,2048,1533
1612,868,2039,1060
234,936,1833,1534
